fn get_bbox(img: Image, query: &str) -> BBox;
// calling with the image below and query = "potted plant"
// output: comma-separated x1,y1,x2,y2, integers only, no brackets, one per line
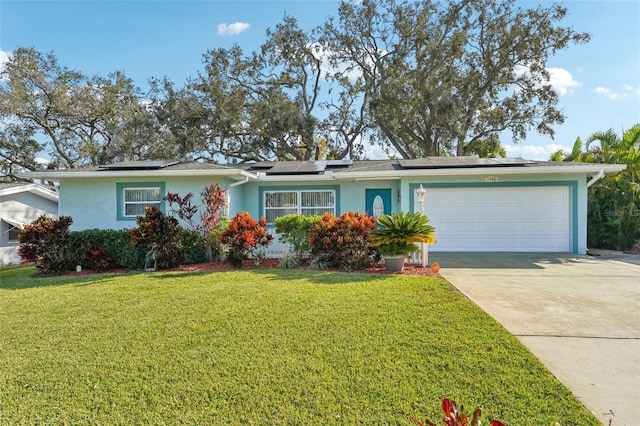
369,211,435,271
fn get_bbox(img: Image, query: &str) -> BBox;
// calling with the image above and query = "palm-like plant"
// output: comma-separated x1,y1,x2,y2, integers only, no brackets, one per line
370,211,435,256
550,137,584,162
549,125,640,250
585,124,640,250
587,125,640,184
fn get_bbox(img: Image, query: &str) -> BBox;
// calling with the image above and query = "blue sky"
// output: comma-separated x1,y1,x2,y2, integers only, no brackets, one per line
1,0,639,160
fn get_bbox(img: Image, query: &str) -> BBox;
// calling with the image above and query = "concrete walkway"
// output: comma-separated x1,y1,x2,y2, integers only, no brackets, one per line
434,252,640,426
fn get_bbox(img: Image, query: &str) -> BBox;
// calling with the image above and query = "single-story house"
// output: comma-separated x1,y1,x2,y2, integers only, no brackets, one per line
20,157,625,256
0,182,59,265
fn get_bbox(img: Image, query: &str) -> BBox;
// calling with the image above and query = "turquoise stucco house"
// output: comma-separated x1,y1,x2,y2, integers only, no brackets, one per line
21,158,625,255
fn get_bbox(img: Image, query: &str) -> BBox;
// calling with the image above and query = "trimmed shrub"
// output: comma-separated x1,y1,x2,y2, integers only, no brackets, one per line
182,229,208,265
220,212,273,267
130,207,184,270
18,215,76,274
84,244,113,272
71,229,147,270
308,212,378,271
274,214,321,259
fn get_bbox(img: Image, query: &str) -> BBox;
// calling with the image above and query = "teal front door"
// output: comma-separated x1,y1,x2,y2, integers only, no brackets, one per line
365,189,392,218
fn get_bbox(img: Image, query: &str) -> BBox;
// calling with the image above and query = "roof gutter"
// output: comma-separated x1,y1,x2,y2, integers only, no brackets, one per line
225,175,250,189
18,169,257,181
332,164,627,180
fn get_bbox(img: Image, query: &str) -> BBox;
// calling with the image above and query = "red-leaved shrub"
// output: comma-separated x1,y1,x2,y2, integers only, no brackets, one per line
220,211,273,267
18,215,75,274
308,211,378,270
84,244,113,271
130,206,184,270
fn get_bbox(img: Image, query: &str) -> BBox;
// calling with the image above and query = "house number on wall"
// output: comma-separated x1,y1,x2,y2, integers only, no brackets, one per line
484,176,499,182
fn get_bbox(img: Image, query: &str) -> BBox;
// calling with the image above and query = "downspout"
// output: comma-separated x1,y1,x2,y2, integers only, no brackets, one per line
226,175,250,189
224,175,250,217
586,169,605,188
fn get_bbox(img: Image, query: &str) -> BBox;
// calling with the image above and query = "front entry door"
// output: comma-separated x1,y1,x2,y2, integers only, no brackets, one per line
365,189,392,218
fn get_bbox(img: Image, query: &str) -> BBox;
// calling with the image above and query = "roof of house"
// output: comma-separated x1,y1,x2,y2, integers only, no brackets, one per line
17,158,626,181
0,182,59,202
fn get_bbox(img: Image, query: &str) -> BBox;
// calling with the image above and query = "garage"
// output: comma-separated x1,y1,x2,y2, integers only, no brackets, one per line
420,185,571,252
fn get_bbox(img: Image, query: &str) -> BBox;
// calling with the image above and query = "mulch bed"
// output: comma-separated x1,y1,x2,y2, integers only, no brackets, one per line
172,258,441,277
67,258,441,277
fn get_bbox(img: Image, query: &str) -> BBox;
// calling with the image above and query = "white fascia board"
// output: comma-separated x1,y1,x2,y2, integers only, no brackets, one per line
331,164,627,180
0,184,59,202
29,185,59,202
0,184,37,197
18,169,257,181
18,163,626,183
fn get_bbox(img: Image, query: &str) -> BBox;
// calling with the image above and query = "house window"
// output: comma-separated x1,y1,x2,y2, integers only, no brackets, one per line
8,226,20,242
264,189,336,223
372,195,385,218
116,182,165,220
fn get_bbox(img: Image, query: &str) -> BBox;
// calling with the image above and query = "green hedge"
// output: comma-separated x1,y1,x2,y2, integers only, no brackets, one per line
182,229,209,265
71,228,208,270
71,229,148,270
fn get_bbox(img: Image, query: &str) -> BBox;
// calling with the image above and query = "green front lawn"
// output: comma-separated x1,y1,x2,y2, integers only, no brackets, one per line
0,266,599,425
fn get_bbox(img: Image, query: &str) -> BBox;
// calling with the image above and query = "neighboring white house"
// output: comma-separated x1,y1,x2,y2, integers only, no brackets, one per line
19,158,626,256
0,182,59,266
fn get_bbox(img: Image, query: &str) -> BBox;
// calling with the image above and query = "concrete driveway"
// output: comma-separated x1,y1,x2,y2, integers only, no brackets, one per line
434,251,640,426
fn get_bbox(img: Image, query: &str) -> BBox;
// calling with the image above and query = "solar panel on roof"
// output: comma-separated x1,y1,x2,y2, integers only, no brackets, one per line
399,158,461,168
326,159,353,167
493,157,537,165
99,160,181,170
399,157,536,169
267,161,326,175
459,158,501,166
251,161,277,169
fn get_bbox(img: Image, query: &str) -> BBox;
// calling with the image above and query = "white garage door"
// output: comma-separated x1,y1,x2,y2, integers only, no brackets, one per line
420,186,570,252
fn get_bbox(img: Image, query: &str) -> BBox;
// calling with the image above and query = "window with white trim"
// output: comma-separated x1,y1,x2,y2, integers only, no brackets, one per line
123,187,162,217
264,190,335,223
117,182,165,220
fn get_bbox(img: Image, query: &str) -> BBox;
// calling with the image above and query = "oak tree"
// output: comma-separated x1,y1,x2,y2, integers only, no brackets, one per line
323,0,590,157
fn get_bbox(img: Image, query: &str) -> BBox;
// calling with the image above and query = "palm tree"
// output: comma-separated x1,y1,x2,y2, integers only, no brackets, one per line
549,137,584,162
584,124,640,250
587,125,640,184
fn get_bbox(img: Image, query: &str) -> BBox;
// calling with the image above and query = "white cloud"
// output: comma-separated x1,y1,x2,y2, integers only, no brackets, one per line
504,143,570,160
217,22,250,36
514,64,580,96
594,86,618,100
547,67,580,95
34,157,50,166
594,85,640,100
307,43,363,81
363,142,397,160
